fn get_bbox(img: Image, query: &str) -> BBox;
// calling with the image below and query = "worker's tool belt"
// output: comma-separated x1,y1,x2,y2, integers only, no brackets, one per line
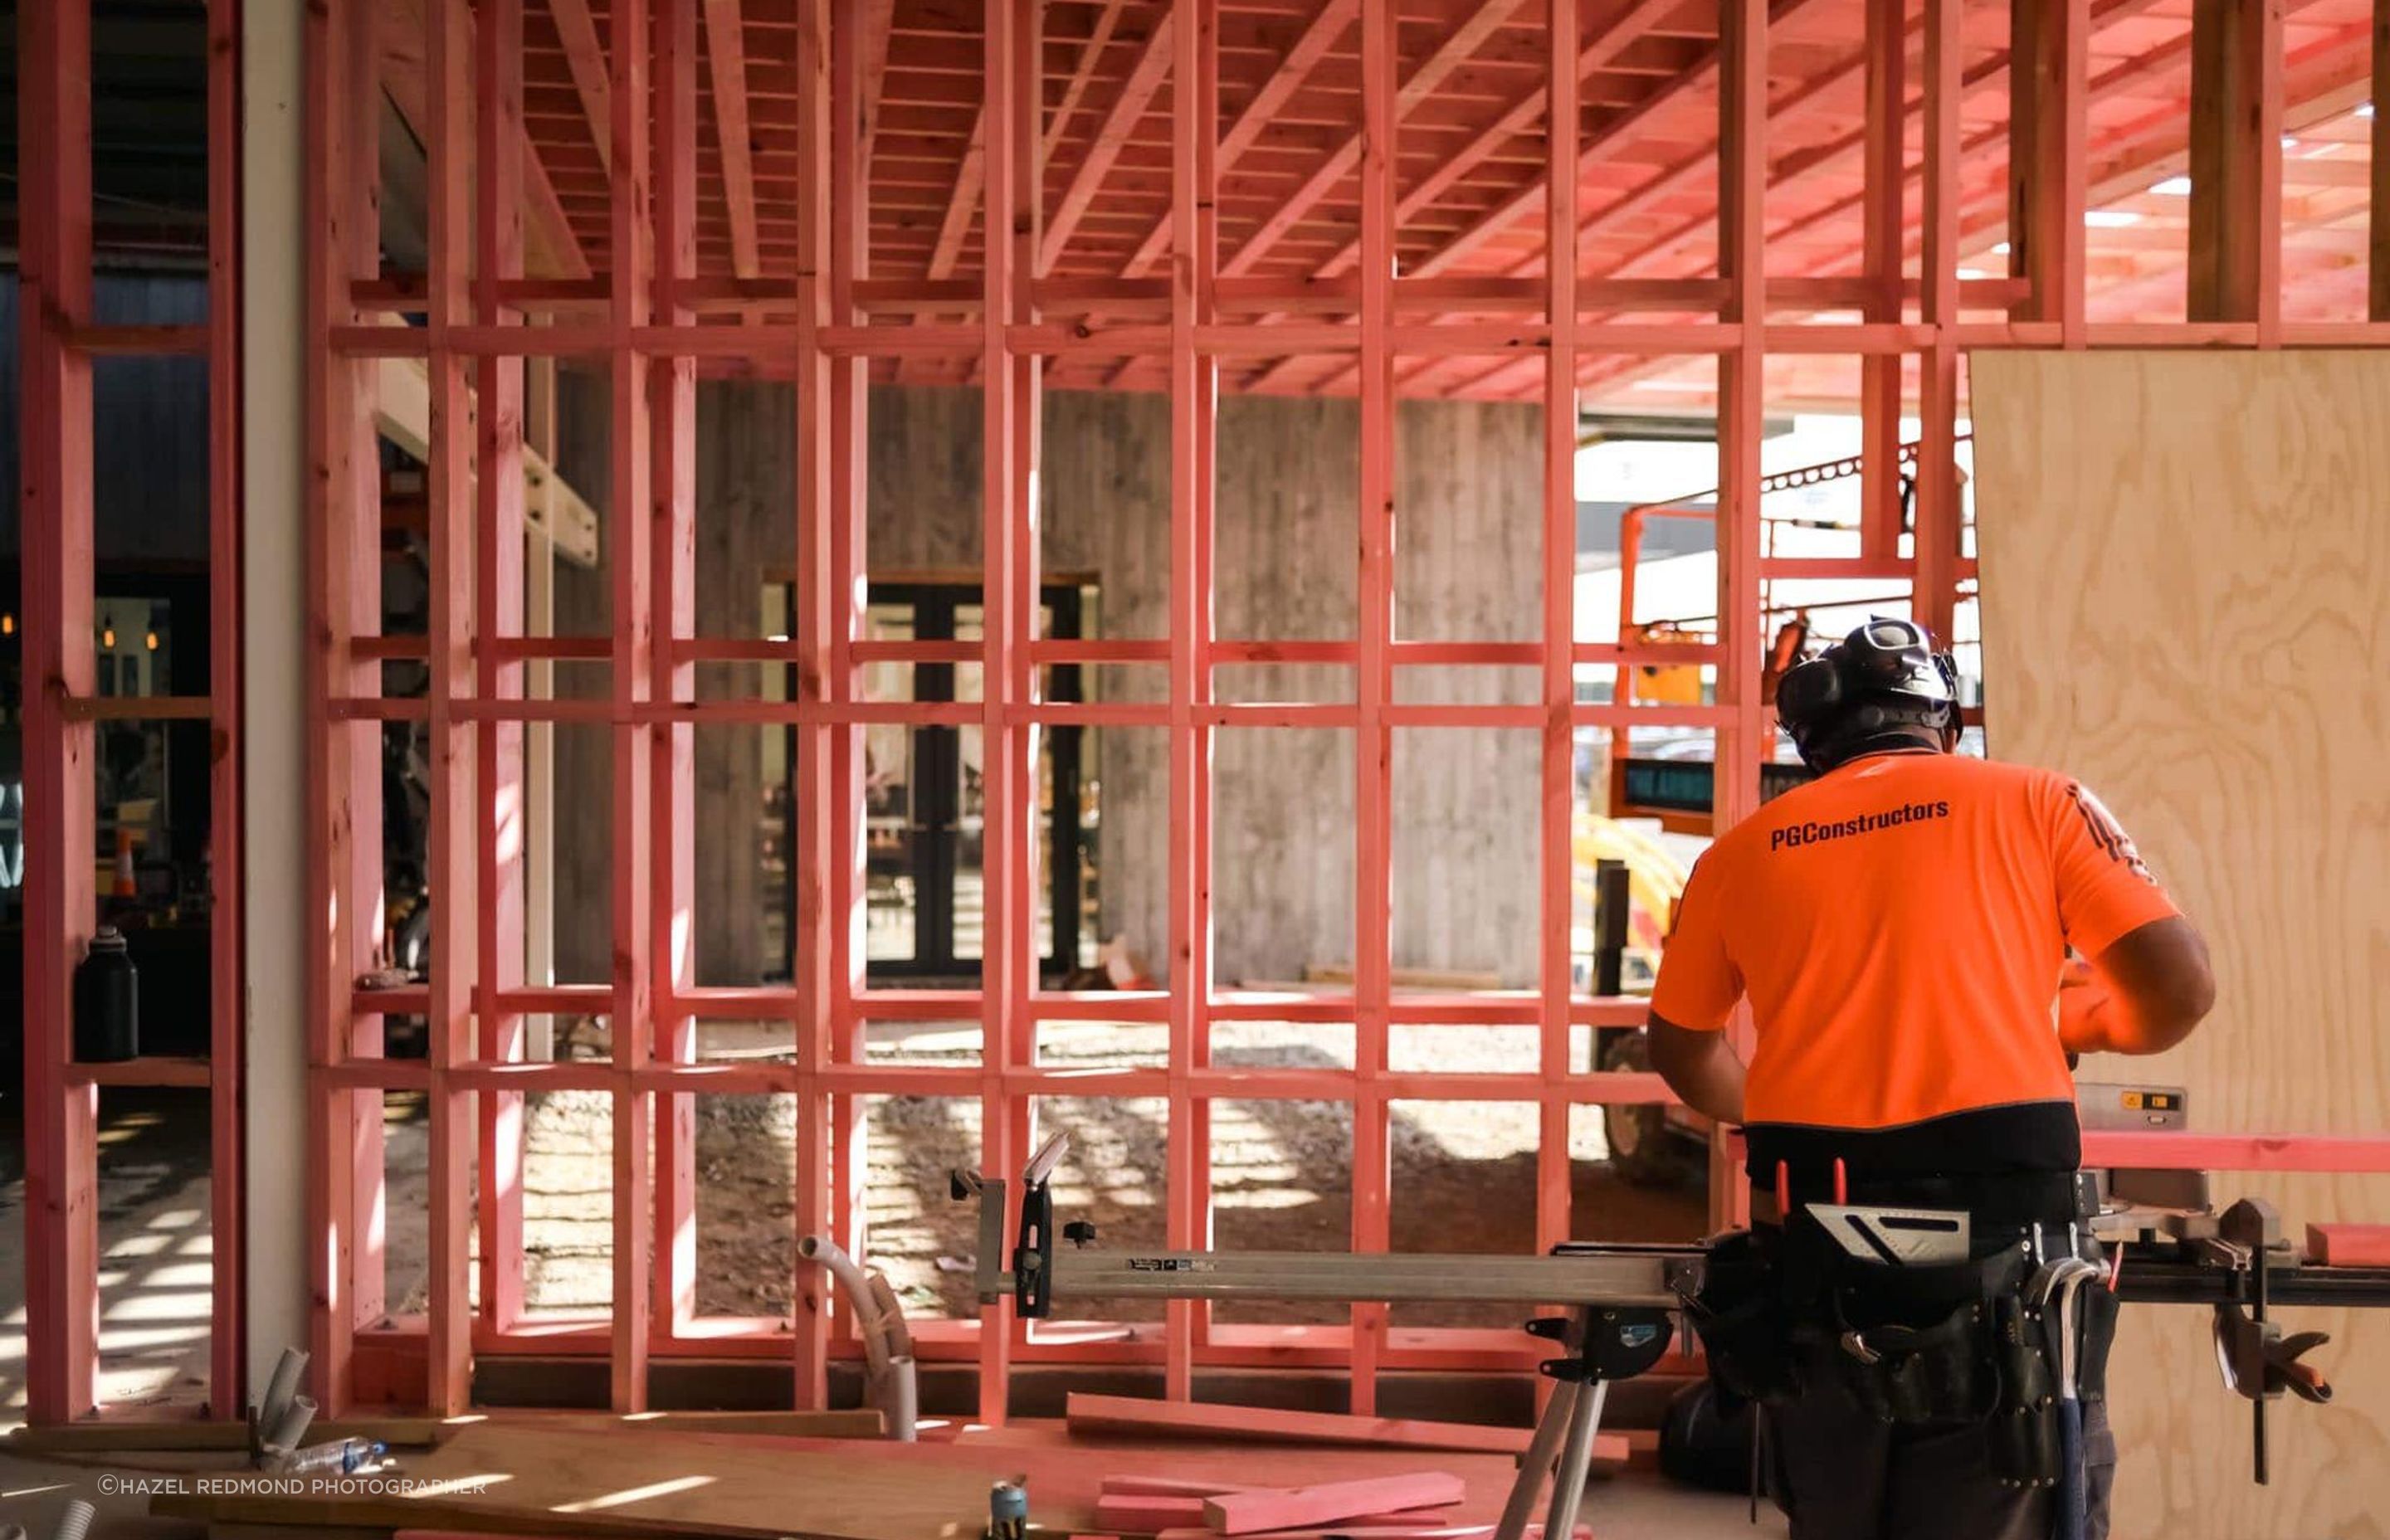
1748,1168,2093,1230
1688,1186,2117,1488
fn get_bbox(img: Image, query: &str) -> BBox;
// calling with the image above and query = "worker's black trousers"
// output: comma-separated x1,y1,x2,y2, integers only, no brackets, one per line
1767,1376,2117,1540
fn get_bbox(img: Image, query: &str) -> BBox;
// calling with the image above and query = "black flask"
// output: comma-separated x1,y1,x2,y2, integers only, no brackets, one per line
73,925,140,1062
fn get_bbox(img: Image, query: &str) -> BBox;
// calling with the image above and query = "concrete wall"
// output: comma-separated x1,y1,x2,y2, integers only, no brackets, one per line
549,369,613,985
549,381,1541,988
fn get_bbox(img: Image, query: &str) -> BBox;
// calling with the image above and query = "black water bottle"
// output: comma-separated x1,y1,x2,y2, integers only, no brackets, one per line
73,925,140,1062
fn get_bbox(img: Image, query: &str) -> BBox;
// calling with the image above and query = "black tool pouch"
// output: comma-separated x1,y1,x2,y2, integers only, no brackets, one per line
1825,1294,1980,1425
1687,1229,1802,1406
1987,1291,2061,1488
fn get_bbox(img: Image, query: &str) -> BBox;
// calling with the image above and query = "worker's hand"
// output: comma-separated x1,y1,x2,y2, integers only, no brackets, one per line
2057,965,2118,1055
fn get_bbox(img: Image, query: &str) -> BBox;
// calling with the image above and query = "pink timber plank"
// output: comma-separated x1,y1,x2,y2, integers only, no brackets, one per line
1066,1393,1617,1459
2307,1224,2390,1267
1204,1474,1466,1536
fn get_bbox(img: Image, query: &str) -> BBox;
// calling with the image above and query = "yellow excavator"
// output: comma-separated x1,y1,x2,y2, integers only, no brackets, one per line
1571,811,1686,980
1573,809,1714,1187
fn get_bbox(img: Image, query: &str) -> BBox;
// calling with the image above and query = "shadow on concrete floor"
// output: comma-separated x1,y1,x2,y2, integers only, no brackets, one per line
0,1087,218,1421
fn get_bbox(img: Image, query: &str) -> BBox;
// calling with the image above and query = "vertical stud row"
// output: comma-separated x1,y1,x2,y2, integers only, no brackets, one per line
1164,0,1222,1404
1916,0,1963,650
793,0,841,1411
2008,0,2090,345
475,0,531,1347
207,0,248,1413
1538,0,1582,1277
1001,0,1046,1395
305,0,387,1418
606,0,658,1415
2188,0,2285,339
1350,0,1399,1419
653,0,703,1351
2372,0,2389,324
422,0,480,1417
1710,0,1769,1231
18,0,100,1425
1859,0,1905,560
975,0,1022,1425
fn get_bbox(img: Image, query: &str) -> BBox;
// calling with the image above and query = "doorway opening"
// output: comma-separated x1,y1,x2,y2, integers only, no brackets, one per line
783,580,1096,984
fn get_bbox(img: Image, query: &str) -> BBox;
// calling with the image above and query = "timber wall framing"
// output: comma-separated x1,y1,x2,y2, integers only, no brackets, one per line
16,0,245,1422
303,0,2390,1421
280,0,2390,1421
15,0,2390,1430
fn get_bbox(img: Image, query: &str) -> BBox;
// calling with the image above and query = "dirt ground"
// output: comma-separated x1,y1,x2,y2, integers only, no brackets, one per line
374,1016,1710,1331
0,1025,1705,1418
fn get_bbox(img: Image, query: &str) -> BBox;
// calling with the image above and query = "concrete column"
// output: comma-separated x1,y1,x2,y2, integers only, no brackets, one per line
241,0,312,1387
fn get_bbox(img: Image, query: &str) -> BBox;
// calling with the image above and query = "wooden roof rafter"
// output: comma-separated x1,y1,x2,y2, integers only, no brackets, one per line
1393,0,2308,400
701,0,763,278
1221,0,1533,281
547,0,615,173
1245,0,1836,392
1546,8,2379,407
1041,10,1177,270
1115,0,1358,279
1045,0,1135,162
426,0,2381,393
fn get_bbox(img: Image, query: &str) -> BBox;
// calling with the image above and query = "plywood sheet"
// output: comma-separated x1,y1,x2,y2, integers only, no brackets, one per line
1970,349,2390,1538
154,1422,999,1538
154,1423,1536,1538
694,1428,1530,1527
2,1408,880,1455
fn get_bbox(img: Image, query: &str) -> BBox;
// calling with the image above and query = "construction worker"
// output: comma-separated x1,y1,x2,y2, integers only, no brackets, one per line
1646,617,2215,1540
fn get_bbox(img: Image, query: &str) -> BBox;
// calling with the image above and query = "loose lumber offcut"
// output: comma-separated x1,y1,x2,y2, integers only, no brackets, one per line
1101,1474,1251,1497
1204,1473,1465,1535
1155,1527,1589,1540
2307,1224,2390,1267
1066,1393,1632,1460
1096,1494,1211,1530
1100,1493,1441,1534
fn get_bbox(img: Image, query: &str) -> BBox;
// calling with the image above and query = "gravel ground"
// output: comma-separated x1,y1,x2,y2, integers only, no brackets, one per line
379,1014,1708,1330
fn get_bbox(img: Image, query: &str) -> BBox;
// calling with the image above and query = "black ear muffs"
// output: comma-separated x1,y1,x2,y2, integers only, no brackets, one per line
1773,616,1961,772
1774,654,1844,727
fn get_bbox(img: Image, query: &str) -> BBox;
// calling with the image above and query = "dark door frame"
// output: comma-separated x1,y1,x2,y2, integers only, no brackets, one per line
785,580,1086,982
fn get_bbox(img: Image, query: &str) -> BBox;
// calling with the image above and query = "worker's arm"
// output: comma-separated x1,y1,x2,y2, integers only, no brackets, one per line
1645,854,1748,1123
1648,1011,1748,1124
2045,778,2214,1056
2060,915,2216,1056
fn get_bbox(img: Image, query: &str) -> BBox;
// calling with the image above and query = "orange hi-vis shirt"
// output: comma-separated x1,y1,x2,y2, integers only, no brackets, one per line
1649,749,2182,1134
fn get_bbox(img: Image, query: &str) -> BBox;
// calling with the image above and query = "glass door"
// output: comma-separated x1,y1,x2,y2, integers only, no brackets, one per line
796,582,1090,983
